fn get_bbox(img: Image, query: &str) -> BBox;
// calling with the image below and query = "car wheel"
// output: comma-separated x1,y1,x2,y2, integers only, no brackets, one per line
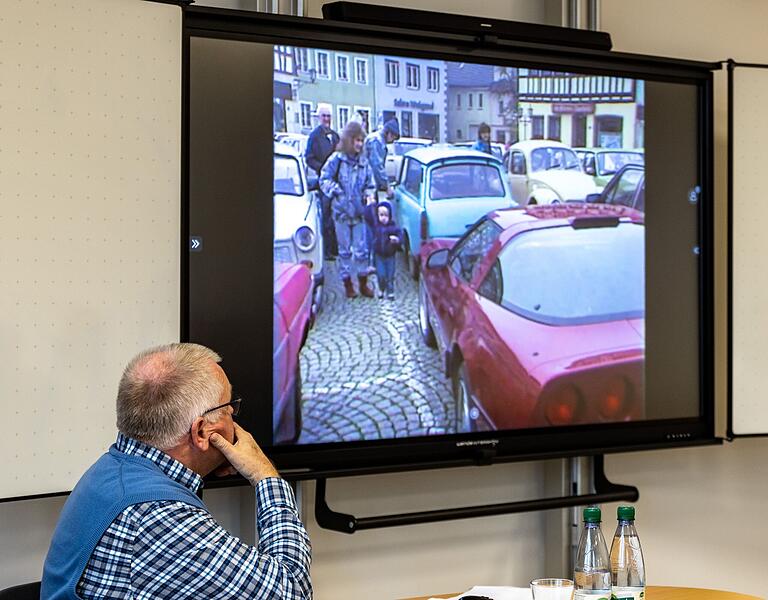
287,361,303,444
418,279,437,349
452,361,476,434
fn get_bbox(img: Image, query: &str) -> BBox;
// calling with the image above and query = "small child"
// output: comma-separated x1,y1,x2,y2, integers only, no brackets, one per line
365,200,402,299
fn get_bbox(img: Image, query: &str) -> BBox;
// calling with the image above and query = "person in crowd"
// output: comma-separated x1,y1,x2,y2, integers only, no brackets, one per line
472,122,493,155
365,118,399,201
305,102,341,259
320,121,376,299
41,343,312,600
365,199,402,300
349,109,369,135
364,118,400,268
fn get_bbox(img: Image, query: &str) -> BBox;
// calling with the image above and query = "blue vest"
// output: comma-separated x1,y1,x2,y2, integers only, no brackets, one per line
41,445,206,600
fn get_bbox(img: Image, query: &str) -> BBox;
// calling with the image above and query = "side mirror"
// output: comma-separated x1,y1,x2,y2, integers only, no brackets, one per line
306,170,320,192
426,248,450,270
585,193,602,204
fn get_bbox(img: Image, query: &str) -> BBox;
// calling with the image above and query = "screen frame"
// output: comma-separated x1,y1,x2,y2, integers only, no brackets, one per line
182,5,718,482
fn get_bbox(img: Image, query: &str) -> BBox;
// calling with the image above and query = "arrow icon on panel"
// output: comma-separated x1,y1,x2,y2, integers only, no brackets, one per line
190,236,203,252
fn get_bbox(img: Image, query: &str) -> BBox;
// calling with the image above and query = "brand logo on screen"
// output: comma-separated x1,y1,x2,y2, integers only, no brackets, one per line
455,439,500,448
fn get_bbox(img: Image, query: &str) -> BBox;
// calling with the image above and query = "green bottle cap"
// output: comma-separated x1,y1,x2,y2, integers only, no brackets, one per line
583,506,602,523
617,505,635,521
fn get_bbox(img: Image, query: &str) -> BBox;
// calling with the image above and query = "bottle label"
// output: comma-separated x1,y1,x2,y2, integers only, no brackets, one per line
575,591,611,600
611,587,645,600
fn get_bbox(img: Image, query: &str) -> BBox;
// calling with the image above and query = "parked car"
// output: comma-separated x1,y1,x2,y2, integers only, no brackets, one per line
588,164,645,212
385,137,433,182
393,146,517,279
418,203,645,433
274,132,309,156
504,140,600,205
273,261,313,444
453,141,504,161
575,147,644,189
273,142,324,314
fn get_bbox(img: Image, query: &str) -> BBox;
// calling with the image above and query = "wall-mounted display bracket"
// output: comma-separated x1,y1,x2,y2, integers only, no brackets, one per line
314,454,637,534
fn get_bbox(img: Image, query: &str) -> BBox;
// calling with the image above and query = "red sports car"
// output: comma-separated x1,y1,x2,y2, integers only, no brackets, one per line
418,204,645,433
273,261,313,444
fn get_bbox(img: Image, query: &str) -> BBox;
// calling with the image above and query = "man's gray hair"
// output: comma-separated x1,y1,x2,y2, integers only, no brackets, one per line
116,343,225,450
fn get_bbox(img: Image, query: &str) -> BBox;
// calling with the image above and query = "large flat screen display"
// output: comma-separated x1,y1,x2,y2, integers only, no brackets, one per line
272,48,647,445
186,10,715,475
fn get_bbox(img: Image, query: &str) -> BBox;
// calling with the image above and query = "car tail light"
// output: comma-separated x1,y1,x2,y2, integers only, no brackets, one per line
420,212,428,241
599,376,631,419
544,384,582,425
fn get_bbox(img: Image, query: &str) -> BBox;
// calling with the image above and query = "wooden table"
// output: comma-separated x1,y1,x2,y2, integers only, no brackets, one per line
402,586,763,600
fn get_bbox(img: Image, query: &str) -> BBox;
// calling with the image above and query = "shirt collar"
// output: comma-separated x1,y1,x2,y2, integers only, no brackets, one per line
116,432,203,493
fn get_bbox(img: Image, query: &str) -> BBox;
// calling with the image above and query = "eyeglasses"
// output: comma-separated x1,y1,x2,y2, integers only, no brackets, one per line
201,395,242,418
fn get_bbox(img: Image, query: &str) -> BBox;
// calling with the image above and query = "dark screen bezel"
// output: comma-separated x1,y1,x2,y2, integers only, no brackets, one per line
182,6,717,481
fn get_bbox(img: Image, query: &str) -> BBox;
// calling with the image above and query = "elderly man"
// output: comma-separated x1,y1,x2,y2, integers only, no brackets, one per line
306,102,340,260
41,343,311,600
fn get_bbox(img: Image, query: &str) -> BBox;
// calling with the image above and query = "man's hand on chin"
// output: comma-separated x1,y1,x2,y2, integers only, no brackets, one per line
209,423,279,485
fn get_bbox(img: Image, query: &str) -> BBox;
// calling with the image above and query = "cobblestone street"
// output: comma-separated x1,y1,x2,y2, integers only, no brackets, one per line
297,253,455,444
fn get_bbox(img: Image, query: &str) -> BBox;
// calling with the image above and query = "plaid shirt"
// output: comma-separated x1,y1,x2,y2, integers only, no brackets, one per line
76,433,312,599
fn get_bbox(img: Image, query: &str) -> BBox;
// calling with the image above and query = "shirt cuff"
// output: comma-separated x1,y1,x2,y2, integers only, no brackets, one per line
254,477,297,515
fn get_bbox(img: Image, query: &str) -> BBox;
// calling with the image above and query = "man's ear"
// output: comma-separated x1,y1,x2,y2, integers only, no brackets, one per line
189,416,211,452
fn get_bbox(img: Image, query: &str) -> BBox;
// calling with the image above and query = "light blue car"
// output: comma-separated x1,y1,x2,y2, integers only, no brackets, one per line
393,147,517,278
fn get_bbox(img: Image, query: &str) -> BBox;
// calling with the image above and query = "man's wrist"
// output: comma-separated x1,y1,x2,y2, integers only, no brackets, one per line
255,477,297,516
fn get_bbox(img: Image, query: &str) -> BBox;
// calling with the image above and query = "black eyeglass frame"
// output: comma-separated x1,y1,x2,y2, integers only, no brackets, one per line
201,396,242,418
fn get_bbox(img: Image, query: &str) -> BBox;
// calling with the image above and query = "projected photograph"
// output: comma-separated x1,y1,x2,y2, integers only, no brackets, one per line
271,45,646,445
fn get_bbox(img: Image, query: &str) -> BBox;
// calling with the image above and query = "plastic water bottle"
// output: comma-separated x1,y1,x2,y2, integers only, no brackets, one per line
574,506,612,600
610,506,645,600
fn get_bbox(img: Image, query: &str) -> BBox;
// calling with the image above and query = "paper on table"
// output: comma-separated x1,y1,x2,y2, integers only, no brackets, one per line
429,585,534,600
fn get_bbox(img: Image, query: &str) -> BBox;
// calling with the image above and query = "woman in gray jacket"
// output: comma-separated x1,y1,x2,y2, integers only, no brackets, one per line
320,121,376,299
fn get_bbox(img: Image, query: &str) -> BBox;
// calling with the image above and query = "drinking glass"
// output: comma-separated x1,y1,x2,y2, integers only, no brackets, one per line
530,578,574,600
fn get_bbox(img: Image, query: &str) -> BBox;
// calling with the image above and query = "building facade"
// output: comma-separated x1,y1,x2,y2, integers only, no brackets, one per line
372,56,447,142
516,68,644,148
276,46,376,135
446,63,511,144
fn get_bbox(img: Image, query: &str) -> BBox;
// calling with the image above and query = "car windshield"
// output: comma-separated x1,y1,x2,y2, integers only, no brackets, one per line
429,163,506,200
496,223,644,325
597,152,644,176
529,147,582,172
394,142,427,156
274,155,304,196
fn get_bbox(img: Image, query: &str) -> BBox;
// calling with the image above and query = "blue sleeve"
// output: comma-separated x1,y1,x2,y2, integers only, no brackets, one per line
319,153,342,198
364,160,376,194
366,139,388,190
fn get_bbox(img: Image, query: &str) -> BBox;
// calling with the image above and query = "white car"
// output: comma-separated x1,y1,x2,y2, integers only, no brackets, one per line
385,137,432,181
273,142,324,315
274,132,309,157
503,140,600,205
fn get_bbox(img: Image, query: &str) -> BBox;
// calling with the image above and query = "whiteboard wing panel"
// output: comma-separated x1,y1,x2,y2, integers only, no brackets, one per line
0,0,182,499
731,66,768,436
